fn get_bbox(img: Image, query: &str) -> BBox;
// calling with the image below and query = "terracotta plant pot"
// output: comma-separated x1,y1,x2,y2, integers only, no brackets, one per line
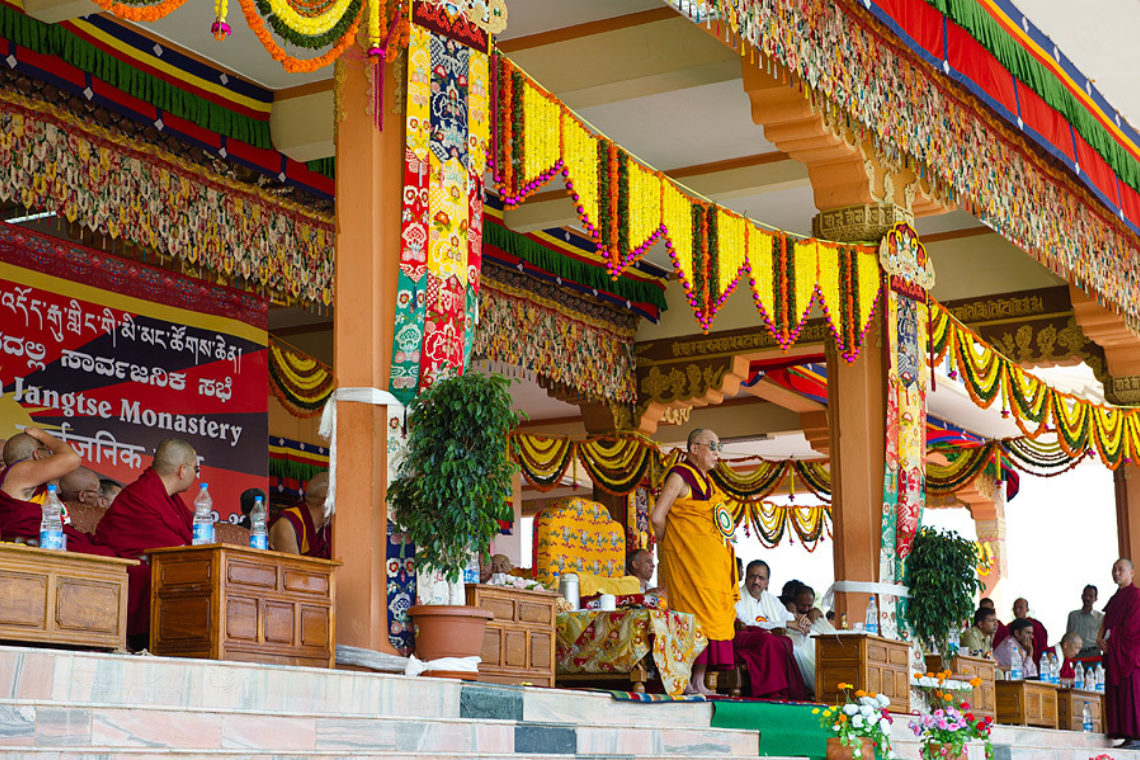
826,737,876,760
408,604,494,661
923,742,967,760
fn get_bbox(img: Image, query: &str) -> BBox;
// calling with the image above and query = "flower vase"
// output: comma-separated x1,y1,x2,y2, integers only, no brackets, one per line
826,737,876,760
923,742,967,760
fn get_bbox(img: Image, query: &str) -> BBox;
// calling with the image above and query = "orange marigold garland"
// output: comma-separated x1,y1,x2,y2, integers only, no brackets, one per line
91,0,188,22
237,0,362,73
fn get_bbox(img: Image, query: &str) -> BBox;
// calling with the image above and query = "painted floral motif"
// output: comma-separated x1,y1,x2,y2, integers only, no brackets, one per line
533,497,626,587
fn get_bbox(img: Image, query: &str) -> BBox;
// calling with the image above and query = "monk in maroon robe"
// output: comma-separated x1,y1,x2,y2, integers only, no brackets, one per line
993,597,1048,659
93,438,198,639
269,471,331,558
0,428,96,550
1102,558,1140,749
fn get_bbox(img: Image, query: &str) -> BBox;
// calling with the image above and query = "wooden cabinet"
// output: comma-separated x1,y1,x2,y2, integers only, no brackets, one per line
466,584,556,687
0,543,135,650
925,654,997,720
816,633,911,713
995,680,1059,728
1058,688,1103,732
149,544,339,668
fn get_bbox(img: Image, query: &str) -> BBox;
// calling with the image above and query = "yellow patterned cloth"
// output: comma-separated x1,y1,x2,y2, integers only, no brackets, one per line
534,497,625,587
556,609,707,697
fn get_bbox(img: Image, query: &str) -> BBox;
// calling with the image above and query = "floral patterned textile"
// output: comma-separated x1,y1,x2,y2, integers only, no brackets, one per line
533,497,625,587
0,88,333,306
556,609,707,697
386,520,416,655
473,263,638,404
390,21,489,403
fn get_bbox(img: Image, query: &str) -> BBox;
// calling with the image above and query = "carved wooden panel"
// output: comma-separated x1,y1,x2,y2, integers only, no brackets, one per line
150,545,338,668
1058,689,1102,732
996,680,1059,728
466,584,556,687
0,543,133,650
815,634,911,713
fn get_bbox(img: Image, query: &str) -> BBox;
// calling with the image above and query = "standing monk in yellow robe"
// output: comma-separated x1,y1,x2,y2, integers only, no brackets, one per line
652,428,739,695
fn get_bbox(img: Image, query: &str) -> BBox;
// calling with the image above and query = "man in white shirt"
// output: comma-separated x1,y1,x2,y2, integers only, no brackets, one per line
731,560,809,699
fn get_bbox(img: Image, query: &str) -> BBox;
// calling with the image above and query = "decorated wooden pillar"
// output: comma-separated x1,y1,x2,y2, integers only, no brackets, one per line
1114,468,1140,563
331,53,405,652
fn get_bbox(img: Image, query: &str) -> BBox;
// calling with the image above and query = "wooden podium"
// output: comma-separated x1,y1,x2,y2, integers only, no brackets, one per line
1058,688,1103,732
149,544,339,668
0,543,136,651
995,679,1059,728
816,633,911,713
466,584,556,687
925,653,997,720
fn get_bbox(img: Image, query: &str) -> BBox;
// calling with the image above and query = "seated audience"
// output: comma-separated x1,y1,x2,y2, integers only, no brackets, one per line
1067,584,1104,658
1054,631,1083,681
993,617,1038,677
235,487,267,530
961,606,998,656
59,466,104,512
491,553,514,574
93,438,199,644
980,597,1007,643
626,548,663,594
779,579,822,689
99,478,122,508
731,559,808,699
270,472,330,558
995,597,1049,659
0,429,112,555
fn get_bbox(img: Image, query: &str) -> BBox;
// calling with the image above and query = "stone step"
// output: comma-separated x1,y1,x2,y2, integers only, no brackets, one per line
0,703,759,756
0,753,806,760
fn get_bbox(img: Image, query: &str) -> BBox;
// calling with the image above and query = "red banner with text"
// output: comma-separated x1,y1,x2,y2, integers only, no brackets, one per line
0,224,268,521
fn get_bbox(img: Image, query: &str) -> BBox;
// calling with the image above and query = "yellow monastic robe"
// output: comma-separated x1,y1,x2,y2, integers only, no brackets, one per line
658,462,739,641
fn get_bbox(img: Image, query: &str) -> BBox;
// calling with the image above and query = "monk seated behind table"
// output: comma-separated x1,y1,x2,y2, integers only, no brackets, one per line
732,560,809,700
270,472,330,558
0,428,116,556
93,438,200,647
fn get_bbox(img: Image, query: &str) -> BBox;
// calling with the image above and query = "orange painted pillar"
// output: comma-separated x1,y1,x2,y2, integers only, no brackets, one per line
330,56,402,653
826,323,886,618
1115,469,1140,563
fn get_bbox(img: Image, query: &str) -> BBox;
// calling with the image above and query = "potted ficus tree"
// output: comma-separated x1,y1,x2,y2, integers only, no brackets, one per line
904,527,985,657
388,371,521,665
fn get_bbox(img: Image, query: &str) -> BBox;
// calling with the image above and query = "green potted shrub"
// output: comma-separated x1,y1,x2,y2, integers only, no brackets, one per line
904,527,985,657
389,371,521,664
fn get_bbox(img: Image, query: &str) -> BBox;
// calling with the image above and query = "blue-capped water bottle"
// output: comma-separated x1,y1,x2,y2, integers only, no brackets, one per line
1083,701,1094,733
39,484,64,550
248,496,268,550
192,483,215,545
864,595,879,635
1010,657,1022,681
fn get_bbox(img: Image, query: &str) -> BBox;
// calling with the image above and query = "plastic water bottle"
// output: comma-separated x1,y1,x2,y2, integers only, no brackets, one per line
248,496,268,550
864,595,879,635
1096,664,1105,694
1052,655,1062,685
192,483,215,545
39,484,64,550
1039,653,1050,681
1011,658,1023,681
463,552,481,584
1083,702,1094,733
948,627,961,654
1085,664,1095,692
1075,663,1085,690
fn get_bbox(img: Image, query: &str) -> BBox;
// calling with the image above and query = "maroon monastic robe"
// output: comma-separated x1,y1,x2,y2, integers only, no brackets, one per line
732,627,810,700
1104,584,1140,739
93,467,192,636
0,488,114,556
270,503,330,559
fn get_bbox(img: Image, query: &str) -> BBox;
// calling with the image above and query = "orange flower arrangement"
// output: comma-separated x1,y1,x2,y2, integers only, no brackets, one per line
237,0,362,72
91,0,187,22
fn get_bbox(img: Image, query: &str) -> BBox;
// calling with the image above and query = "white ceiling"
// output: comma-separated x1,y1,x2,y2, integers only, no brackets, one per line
1013,0,1140,132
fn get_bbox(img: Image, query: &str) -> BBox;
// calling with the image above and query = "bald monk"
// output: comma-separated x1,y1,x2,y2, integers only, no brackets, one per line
652,428,738,695
94,438,198,640
270,472,330,558
0,428,111,554
59,466,103,514
1102,559,1140,749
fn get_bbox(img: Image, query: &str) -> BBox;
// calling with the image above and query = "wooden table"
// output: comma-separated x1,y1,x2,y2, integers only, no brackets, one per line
466,584,556,687
995,679,1059,728
925,653,997,720
816,633,911,713
149,544,339,668
1058,688,1103,732
0,543,136,650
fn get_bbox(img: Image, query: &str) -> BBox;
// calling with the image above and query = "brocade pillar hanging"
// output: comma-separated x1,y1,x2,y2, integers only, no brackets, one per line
389,2,492,403
878,223,935,639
